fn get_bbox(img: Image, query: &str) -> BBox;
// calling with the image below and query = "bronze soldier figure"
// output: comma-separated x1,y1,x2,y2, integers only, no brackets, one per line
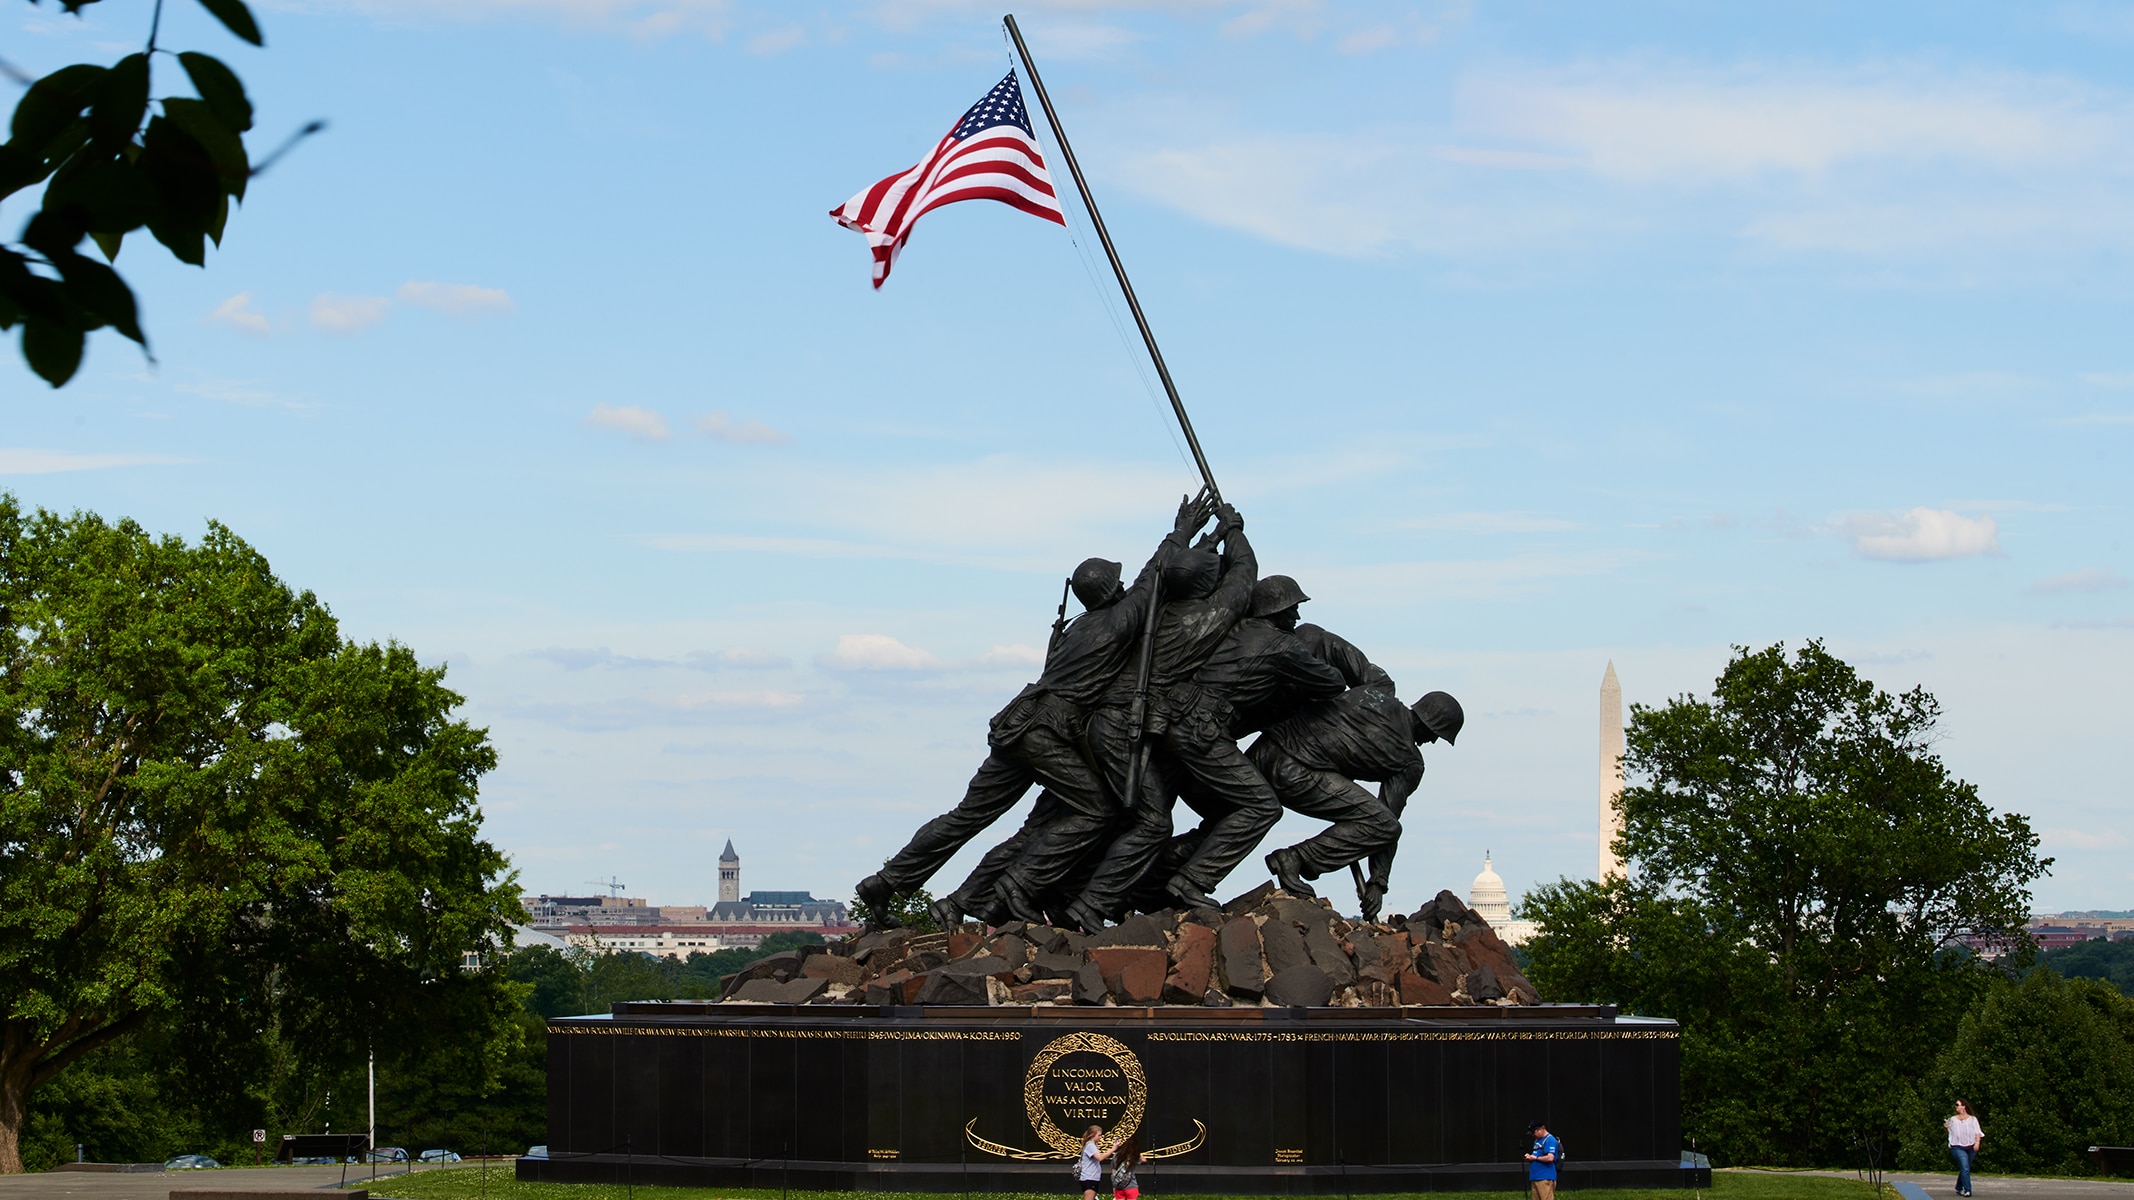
1063,505,1256,930
1144,574,1355,909
854,496,1211,929
1250,681,1464,922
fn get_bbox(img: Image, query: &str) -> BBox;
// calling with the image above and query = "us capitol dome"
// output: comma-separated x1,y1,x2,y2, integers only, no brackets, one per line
1467,852,1538,946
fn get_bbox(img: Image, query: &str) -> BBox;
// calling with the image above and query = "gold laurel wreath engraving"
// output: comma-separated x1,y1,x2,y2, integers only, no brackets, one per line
964,1117,1207,1163
1023,1031,1148,1155
963,1119,1073,1161
1142,1119,1207,1160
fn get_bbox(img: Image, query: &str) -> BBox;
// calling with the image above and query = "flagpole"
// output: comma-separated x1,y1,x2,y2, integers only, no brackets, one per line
1004,13,1223,504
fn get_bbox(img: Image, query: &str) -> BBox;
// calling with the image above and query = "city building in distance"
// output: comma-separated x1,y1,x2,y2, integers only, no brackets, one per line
521,841,856,958
1468,852,1538,947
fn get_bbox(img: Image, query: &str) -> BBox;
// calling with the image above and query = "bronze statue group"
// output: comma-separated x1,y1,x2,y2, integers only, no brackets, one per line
857,495,1463,933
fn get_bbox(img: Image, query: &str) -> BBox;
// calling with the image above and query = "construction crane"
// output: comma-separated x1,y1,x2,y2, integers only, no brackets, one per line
583,875,628,898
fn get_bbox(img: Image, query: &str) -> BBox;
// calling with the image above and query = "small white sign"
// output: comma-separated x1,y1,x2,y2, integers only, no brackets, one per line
252,1130,266,1143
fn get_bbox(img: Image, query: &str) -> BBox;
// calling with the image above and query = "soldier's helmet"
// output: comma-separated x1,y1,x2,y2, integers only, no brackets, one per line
1162,548,1222,600
1410,691,1465,745
1250,575,1311,619
1071,557,1125,609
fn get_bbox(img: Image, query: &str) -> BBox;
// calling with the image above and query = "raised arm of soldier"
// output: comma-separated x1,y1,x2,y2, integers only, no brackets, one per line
1207,503,1258,622
1065,494,1211,650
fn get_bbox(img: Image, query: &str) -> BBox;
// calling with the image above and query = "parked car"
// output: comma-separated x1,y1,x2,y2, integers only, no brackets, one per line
164,1155,219,1170
366,1147,410,1163
523,1145,548,1159
418,1150,461,1163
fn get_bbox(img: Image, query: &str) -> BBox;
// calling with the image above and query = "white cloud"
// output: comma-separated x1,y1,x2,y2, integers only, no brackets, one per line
1894,371,2042,400
530,646,635,670
583,403,672,442
1220,0,1324,40
0,449,186,475
398,280,515,316
746,24,805,53
1402,511,1577,534
277,0,735,38
1012,18,1142,60
174,378,315,410
530,644,792,671
1838,507,2001,562
695,410,792,446
979,643,1046,668
309,293,392,333
1306,549,1643,604
2043,827,2129,851
820,634,941,671
207,292,273,336
642,532,914,560
674,689,803,709
651,456,1192,567
2031,568,2127,594
1461,66,2118,183
1120,61,2134,263
689,646,789,669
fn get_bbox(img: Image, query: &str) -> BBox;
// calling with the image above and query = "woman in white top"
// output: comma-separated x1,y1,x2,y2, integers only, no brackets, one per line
1945,1099,1983,1197
1079,1124,1113,1200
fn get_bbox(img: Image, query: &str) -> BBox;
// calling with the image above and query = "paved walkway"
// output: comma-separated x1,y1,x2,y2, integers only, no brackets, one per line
0,1164,422,1197
1731,1168,2134,1200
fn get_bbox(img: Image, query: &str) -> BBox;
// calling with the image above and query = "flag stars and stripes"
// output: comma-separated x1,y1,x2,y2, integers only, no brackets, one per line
830,70,1066,288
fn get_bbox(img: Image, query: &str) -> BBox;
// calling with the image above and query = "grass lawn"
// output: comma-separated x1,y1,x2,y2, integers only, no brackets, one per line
352,1165,1881,1200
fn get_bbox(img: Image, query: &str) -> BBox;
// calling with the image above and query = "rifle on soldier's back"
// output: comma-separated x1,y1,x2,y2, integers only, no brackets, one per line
1049,577,1073,654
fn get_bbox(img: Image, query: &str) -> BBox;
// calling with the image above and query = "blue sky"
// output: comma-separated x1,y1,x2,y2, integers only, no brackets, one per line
6,0,2132,917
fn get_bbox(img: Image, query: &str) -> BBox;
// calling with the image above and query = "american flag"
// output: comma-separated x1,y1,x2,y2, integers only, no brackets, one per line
831,71,1067,288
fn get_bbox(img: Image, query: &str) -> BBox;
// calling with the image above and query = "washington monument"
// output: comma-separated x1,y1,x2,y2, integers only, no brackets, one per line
1599,661,1625,881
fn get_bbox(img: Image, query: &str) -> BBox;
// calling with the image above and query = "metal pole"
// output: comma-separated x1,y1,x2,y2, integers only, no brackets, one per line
367,1049,375,1181
1004,12,1222,503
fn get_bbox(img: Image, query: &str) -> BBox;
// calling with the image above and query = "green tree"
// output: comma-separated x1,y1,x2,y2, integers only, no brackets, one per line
0,496,523,1173
1898,969,2134,1174
1523,641,2046,1167
850,888,939,934
4,0,309,385
505,947,585,1021
503,931,828,1019
2038,938,2134,998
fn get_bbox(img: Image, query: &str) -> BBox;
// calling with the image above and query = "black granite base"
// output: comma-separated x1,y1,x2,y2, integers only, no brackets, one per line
520,1002,1709,1193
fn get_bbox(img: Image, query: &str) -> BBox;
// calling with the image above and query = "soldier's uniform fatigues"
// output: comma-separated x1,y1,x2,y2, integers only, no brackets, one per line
875,529,1187,901
1218,621,1381,736
1133,621,1379,907
1155,616,1350,894
1248,677,1422,881
1071,530,1258,919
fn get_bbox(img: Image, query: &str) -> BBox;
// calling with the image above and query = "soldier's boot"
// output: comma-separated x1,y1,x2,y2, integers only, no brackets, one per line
1166,875,1220,911
856,873,903,929
929,894,965,932
1061,898,1112,934
994,874,1048,927
1266,847,1317,898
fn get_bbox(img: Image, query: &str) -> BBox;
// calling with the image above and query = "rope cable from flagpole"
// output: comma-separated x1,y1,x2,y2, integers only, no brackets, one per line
1003,26,1196,479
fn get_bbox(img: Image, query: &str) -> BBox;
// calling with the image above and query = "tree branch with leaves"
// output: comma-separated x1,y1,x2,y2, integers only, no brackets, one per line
2,0,315,385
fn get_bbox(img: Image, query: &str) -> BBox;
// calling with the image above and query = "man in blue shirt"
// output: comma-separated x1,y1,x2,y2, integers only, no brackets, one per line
1524,1121,1560,1200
